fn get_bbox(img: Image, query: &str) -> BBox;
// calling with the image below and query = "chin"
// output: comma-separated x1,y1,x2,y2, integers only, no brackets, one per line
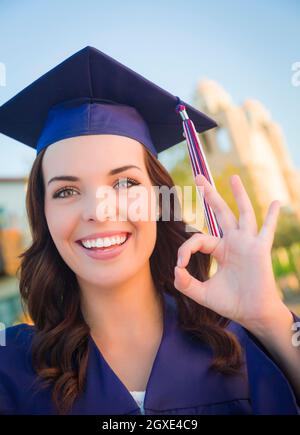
78,268,133,287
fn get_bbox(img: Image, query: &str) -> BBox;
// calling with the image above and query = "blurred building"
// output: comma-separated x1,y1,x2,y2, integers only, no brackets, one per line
0,177,30,274
0,177,29,234
194,80,300,222
0,177,29,326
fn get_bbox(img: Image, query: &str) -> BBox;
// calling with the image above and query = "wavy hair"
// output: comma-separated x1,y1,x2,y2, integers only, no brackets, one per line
17,144,242,414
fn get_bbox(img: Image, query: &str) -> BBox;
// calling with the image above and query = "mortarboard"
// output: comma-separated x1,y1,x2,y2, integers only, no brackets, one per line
0,46,217,156
0,46,222,236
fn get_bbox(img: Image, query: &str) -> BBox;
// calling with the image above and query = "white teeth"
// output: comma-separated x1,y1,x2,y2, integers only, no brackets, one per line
95,239,104,248
103,237,111,247
81,234,127,249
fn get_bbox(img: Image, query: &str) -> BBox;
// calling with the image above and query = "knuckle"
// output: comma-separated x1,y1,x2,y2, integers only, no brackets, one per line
192,232,203,241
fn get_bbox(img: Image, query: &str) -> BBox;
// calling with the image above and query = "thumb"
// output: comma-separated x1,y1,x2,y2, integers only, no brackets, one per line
174,266,207,306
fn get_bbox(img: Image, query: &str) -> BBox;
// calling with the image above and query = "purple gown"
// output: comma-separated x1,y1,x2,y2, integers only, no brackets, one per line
0,291,299,415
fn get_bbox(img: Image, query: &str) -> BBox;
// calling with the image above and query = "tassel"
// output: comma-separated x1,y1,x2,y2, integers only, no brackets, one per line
175,97,223,238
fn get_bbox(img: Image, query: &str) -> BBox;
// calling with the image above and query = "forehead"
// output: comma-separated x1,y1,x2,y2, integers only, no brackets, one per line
42,135,146,178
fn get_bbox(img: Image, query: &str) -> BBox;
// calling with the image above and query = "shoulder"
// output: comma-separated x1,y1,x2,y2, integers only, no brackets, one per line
225,319,249,342
0,323,36,371
0,323,36,415
225,318,273,355
225,316,300,414
1,322,35,346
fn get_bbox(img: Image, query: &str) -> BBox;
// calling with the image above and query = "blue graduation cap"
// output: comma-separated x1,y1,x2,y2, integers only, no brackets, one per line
0,46,217,158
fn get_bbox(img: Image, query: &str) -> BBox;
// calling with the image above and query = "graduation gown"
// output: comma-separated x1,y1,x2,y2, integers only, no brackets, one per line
0,291,299,415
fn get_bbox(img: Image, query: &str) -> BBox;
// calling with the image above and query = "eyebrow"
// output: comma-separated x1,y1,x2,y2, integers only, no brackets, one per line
47,165,142,186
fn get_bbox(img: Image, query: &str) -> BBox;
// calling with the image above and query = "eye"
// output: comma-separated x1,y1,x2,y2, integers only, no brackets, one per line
52,187,79,199
114,177,140,190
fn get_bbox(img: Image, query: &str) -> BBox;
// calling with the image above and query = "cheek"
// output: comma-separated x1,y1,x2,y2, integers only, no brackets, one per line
133,219,157,260
128,186,158,260
45,202,77,247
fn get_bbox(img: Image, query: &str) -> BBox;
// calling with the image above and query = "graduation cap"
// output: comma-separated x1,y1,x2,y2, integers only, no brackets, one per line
0,46,222,236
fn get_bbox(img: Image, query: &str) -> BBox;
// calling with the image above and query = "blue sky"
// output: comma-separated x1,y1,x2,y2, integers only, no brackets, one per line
0,0,299,176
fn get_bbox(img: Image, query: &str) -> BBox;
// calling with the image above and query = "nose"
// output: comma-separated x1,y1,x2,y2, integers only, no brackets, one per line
82,186,127,222
81,187,119,223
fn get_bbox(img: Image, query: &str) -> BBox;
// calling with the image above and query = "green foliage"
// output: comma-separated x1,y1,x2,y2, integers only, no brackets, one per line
273,210,300,248
272,246,296,277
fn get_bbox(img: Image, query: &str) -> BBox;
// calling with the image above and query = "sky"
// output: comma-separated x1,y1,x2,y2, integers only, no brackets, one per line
0,0,299,176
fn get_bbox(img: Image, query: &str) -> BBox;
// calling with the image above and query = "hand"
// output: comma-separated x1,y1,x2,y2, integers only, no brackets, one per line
174,173,287,331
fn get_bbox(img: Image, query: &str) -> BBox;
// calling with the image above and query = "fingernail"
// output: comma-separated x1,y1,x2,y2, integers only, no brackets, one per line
177,256,183,267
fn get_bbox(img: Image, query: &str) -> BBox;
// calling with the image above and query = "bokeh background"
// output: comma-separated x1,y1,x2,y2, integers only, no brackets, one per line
0,0,300,326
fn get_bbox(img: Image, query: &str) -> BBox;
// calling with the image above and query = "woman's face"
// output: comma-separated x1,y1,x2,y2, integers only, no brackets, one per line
43,135,158,288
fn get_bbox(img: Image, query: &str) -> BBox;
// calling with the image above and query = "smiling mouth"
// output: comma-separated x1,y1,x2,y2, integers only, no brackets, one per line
76,233,131,251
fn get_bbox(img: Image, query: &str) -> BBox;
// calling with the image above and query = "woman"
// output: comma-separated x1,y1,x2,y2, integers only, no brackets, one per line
0,46,299,415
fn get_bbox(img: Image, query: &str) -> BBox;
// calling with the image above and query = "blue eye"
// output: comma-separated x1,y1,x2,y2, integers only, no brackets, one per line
53,187,79,199
114,177,140,189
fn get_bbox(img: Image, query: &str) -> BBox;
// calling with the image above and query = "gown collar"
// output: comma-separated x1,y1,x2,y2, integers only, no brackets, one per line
71,291,248,415
70,291,299,415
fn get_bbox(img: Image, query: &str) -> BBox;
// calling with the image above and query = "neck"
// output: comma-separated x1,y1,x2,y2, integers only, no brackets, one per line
78,262,163,343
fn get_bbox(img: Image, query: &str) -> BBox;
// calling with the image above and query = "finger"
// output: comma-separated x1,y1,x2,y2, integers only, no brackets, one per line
174,266,207,306
177,232,223,267
195,174,238,234
231,175,258,235
258,200,281,245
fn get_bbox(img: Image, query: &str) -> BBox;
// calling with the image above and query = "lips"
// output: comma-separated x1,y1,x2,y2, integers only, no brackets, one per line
75,233,132,260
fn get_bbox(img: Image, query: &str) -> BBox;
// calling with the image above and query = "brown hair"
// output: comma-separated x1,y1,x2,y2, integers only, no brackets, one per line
17,144,242,415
